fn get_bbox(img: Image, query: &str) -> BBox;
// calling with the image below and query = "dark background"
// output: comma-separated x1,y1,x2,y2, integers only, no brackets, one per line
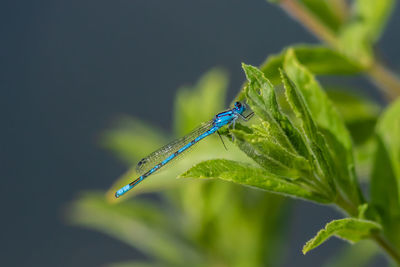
1,1,399,266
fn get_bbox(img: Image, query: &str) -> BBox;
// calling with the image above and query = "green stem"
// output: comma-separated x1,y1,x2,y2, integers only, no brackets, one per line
277,0,400,262
367,60,400,100
279,0,339,47
335,193,359,217
275,0,400,262
335,195,400,265
373,234,400,265
278,0,400,101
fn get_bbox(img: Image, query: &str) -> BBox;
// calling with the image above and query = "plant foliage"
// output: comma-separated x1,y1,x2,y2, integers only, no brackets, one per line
68,69,289,267
67,0,400,265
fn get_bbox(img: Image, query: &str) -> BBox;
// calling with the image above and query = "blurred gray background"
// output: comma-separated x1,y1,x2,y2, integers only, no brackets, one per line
1,0,399,266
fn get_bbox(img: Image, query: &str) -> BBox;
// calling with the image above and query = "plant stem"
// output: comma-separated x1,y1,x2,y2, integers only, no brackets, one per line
278,0,400,101
276,0,400,262
335,193,358,217
279,0,339,47
373,234,400,265
335,196,400,264
368,60,400,100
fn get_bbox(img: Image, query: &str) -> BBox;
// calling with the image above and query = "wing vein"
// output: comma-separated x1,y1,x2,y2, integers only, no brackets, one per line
135,120,214,175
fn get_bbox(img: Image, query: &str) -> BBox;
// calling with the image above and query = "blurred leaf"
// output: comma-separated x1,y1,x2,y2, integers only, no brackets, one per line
174,68,228,134
260,45,363,85
180,159,329,203
353,137,376,180
299,0,346,32
371,99,400,248
105,165,182,202
268,0,349,30
303,218,382,254
323,240,379,267
266,0,281,3
101,117,181,201
327,89,380,179
375,99,400,189
326,89,380,145
67,192,201,266
352,0,394,42
338,0,394,67
175,180,289,267
101,117,167,164
338,22,374,67
70,67,291,267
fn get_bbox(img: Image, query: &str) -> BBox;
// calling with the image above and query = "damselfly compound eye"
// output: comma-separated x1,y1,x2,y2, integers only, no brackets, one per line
235,102,242,108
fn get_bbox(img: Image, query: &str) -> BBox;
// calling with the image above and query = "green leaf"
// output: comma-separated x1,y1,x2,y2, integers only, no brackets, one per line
283,49,353,152
176,180,289,267
260,45,363,85
338,22,373,67
242,64,309,157
352,0,394,42
74,67,291,267
303,218,382,254
327,89,380,179
371,138,400,215
239,55,365,206
101,117,183,199
280,69,318,142
371,99,400,248
338,0,394,67
375,99,400,189
180,159,330,203
239,63,338,201
100,117,185,199
280,65,337,197
283,49,363,207
326,89,380,145
232,127,311,179
268,0,348,31
299,0,346,32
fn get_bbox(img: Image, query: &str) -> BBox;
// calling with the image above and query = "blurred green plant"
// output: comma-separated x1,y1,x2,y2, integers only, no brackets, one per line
67,0,400,266
68,69,290,266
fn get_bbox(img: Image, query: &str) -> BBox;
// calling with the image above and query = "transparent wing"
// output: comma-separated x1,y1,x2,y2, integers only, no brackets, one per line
135,120,214,175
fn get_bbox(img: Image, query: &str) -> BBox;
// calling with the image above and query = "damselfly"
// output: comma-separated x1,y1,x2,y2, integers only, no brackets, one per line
115,101,253,198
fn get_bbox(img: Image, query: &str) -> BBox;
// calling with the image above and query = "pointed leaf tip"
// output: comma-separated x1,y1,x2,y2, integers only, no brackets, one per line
302,218,382,254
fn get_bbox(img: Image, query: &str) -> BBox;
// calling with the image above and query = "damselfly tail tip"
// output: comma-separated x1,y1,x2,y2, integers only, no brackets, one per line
115,188,124,198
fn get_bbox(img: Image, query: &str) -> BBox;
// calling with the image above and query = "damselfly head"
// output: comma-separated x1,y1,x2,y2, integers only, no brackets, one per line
234,101,245,114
